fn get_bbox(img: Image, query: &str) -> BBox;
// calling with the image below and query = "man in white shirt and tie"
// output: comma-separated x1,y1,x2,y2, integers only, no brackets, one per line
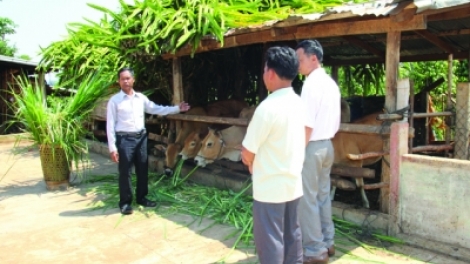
106,67,190,215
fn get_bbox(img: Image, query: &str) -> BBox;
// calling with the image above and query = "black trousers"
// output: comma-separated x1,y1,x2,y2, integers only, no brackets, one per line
116,132,148,207
253,198,303,264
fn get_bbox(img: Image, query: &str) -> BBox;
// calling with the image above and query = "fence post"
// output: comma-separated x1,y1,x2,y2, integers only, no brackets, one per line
388,121,409,236
455,83,470,160
387,79,409,235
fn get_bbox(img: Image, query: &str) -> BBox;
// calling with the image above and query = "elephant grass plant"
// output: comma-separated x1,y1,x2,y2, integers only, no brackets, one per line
9,70,115,180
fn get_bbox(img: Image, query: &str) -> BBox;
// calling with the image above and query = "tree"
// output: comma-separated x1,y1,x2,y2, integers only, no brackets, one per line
0,17,17,56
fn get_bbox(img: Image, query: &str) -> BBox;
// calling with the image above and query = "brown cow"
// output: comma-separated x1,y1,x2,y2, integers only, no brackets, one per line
179,105,256,162
331,111,384,208
205,99,249,119
194,126,246,167
192,106,257,167
163,99,248,175
162,107,208,173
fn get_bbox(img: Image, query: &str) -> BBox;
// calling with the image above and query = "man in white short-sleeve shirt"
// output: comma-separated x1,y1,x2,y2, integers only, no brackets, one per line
242,46,307,264
296,40,341,264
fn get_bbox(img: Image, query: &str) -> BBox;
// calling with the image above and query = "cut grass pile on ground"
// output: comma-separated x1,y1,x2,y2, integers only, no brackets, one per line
86,160,404,262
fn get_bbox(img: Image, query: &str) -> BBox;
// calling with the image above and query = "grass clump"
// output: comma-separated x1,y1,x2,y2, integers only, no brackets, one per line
86,159,402,261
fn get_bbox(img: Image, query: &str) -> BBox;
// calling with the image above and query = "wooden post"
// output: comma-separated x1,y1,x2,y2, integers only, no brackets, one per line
38,72,46,106
172,58,184,105
388,121,409,236
388,79,409,234
445,54,453,156
331,66,339,83
454,83,470,160
259,44,269,102
409,80,415,151
397,79,410,122
380,31,401,214
171,58,184,143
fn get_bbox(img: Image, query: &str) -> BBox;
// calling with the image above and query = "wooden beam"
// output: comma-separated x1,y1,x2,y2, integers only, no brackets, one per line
172,58,184,143
427,5,470,22
162,15,426,59
420,77,445,94
385,31,401,112
342,36,384,58
414,30,456,54
381,31,401,214
331,165,375,179
172,58,183,105
390,1,416,23
294,15,426,39
411,144,453,153
364,182,389,190
330,29,470,46
166,114,249,126
437,29,470,37
325,51,469,66
377,111,453,121
339,123,389,135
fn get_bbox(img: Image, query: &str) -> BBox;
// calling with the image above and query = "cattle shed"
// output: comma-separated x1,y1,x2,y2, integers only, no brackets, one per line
0,55,41,134
135,0,470,259
91,0,470,259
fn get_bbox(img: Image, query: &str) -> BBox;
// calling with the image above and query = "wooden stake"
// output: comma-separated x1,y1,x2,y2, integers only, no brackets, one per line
381,31,401,214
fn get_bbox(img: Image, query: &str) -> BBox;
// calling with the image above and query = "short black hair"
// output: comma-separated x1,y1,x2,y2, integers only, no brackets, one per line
265,46,299,81
117,67,134,79
296,40,323,62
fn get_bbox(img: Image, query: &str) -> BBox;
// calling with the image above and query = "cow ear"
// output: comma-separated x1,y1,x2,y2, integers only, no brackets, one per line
199,130,209,138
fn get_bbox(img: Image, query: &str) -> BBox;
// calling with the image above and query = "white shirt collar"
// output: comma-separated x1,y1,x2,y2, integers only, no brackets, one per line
119,89,138,98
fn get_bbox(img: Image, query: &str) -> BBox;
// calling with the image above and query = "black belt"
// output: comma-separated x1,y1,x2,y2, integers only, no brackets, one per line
116,130,146,137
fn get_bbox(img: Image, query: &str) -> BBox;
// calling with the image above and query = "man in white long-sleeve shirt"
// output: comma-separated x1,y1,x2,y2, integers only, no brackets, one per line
107,67,190,215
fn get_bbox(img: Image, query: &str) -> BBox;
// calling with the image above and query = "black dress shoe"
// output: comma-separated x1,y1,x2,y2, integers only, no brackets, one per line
137,198,157,207
120,204,133,215
303,252,329,264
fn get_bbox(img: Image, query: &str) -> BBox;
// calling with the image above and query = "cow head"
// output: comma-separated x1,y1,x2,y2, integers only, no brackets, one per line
164,142,183,176
180,131,206,160
195,128,223,167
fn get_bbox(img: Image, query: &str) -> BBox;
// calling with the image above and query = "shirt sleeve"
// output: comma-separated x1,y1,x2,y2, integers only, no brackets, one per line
142,94,180,115
242,107,271,154
106,99,117,153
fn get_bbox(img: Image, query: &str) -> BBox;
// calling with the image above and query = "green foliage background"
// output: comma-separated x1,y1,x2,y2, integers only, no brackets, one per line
38,0,366,90
0,17,17,56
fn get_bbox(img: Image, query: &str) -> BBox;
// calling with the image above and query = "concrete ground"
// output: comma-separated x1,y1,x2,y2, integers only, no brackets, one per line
0,140,467,264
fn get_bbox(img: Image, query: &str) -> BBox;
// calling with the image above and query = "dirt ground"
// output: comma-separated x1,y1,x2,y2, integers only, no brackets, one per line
0,141,467,264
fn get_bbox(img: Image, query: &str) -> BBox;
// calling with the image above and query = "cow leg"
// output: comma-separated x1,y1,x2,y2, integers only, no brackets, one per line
355,177,369,209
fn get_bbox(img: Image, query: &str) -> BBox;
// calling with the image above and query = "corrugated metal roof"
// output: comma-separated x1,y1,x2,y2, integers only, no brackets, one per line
0,55,38,67
224,0,470,36
169,0,470,61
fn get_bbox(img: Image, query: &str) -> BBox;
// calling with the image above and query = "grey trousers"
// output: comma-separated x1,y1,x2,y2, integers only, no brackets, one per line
253,198,303,264
299,140,335,257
